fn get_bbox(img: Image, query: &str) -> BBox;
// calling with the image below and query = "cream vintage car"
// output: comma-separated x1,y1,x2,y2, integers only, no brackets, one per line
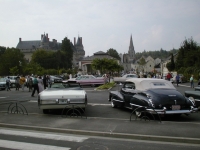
38,81,87,114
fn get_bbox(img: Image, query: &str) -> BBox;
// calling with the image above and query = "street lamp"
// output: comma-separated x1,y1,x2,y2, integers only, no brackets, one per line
19,61,22,75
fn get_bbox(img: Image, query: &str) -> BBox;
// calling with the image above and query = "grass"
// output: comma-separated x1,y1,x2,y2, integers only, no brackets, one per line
96,82,115,90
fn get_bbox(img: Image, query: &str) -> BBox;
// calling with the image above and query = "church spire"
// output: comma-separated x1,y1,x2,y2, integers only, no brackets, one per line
128,34,135,63
129,35,134,50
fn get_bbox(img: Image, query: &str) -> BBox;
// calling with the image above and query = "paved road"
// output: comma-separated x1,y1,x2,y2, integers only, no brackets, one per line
0,83,200,145
1,128,200,150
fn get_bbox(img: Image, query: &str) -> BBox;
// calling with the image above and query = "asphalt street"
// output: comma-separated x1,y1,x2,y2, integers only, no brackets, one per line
0,82,200,145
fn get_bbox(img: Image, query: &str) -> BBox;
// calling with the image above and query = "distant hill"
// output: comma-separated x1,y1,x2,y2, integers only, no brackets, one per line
135,49,178,60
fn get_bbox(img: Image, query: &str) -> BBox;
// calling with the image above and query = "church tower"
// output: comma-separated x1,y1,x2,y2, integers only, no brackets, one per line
128,35,135,63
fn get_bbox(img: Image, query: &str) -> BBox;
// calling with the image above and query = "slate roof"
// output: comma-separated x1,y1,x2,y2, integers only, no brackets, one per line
16,40,62,50
16,41,41,49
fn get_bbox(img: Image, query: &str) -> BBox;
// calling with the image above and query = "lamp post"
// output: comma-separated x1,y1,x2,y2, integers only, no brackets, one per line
19,61,22,75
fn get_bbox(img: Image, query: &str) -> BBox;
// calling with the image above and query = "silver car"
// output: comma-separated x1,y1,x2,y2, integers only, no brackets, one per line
0,78,6,90
38,81,87,114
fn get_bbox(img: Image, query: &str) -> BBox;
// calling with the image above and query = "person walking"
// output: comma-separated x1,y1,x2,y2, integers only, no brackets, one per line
6,77,11,91
166,72,172,81
19,75,26,91
190,75,194,88
43,75,47,89
15,75,20,91
176,74,180,87
38,76,44,93
31,75,39,97
28,77,33,92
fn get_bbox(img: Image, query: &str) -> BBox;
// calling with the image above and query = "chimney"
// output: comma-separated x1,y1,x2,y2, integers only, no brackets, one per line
46,33,48,38
41,34,43,39
80,37,82,45
19,38,21,42
74,37,76,45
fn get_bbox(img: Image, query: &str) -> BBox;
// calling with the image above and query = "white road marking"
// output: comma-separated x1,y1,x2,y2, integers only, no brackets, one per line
0,128,88,142
0,97,6,99
0,139,70,150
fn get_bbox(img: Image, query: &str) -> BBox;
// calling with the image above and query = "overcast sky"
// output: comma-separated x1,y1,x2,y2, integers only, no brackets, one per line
0,0,200,56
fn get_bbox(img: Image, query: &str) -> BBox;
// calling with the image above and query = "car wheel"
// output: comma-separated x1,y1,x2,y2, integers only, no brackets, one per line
43,109,49,114
111,97,117,108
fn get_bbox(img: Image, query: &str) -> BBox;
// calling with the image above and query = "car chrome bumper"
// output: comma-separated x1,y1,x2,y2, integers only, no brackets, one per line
39,104,87,110
146,107,198,114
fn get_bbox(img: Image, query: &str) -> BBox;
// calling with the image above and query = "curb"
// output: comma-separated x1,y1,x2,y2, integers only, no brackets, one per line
0,123,200,145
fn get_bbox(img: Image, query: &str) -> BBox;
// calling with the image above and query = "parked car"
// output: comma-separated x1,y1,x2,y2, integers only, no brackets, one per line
113,74,138,83
109,78,198,117
185,86,200,108
66,75,106,87
6,76,17,88
0,78,6,90
49,75,63,83
171,74,187,83
38,81,87,114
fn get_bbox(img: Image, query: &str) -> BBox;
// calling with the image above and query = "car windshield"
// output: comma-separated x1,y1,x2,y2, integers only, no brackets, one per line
50,82,81,89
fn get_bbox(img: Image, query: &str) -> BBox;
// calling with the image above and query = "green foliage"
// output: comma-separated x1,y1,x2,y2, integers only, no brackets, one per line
135,48,178,60
175,37,200,80
137,57,146,72
61,37,73,69
9,66,19,75
96,82,115,90
91,58,123,74
107,48,121,60
166,53,175,71
0,47,25,76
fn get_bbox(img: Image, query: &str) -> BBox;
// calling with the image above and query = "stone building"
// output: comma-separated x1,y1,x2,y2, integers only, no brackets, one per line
16,33,85,67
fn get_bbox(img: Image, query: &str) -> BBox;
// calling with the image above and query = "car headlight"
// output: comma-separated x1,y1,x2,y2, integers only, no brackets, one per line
188,97,196,106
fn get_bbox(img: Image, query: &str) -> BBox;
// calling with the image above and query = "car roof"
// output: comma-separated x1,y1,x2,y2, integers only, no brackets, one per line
126,78,176,91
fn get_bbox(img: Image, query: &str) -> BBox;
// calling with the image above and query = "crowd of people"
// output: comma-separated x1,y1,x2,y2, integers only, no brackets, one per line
5,74,51,97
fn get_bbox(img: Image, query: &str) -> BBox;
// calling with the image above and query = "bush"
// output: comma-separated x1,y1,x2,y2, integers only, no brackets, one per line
96,82,115,90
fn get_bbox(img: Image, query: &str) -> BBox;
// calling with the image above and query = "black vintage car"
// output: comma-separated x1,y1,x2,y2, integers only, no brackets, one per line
109,78,198,117
185,86,200,108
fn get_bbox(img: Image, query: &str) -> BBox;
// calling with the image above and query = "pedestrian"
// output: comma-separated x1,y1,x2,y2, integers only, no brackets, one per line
190,75,194,88
15,75,20,91
6,76,11,91
19,75,26,91
166,72,172,81
28,77,33,92
31,75,39,97
43,75,47,89
38,76,44,93
176,74,180,87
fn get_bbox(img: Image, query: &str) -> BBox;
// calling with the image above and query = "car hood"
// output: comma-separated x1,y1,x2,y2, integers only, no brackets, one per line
148,89,187,106
39,89,86,99
0,82,6,84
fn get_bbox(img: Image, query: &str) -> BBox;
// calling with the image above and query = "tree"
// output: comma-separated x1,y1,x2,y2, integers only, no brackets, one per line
137,57,146,73
175,37,199,69
61,37,73,69
107,48,121,60
166,53,175,71
91,58,122,74
0,48,25,76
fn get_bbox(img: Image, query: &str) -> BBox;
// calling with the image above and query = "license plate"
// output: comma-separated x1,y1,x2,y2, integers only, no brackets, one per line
59,99,68,104
172,105,180,110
